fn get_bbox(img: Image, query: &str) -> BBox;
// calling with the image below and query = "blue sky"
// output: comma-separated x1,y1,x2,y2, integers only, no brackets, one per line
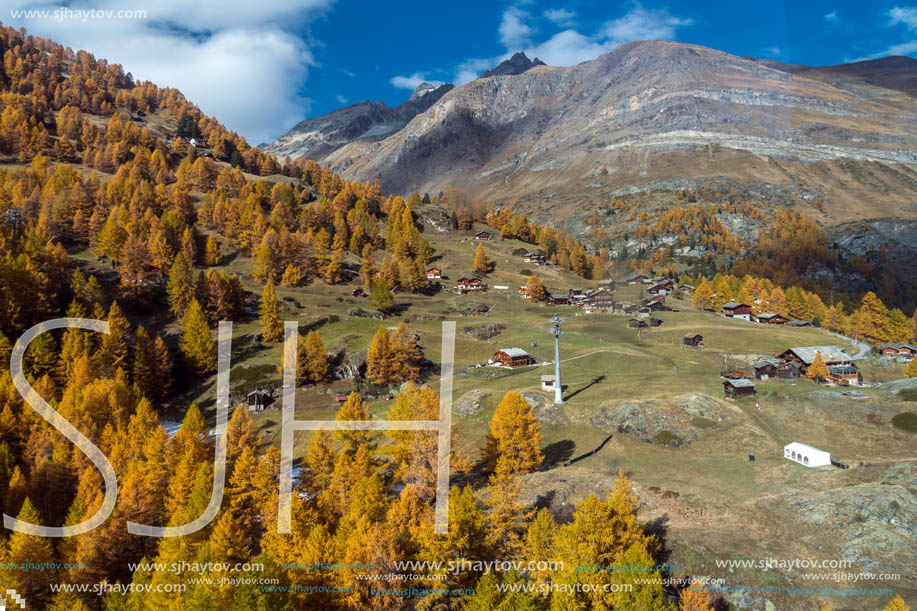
5,1,917,144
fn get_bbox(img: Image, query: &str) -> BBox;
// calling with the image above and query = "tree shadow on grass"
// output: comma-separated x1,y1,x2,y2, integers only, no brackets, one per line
564,434,613,466
541,440,576,469
564,374,606,401
643,515,671,564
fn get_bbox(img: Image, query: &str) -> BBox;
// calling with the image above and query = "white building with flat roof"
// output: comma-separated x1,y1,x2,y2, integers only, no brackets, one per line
784,442,831,468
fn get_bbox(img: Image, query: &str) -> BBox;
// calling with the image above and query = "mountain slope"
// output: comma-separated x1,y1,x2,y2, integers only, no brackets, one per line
263,82,453,160
276,40,916,226
752,55,917,97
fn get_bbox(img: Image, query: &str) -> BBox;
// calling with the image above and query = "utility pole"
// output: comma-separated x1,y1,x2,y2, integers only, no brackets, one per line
551,314,563,404
3,208,24,239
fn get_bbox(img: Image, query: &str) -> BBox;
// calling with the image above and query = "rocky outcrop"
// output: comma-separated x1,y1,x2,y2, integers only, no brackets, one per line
337,349,367,380
454,389,489,416
480,51,546,78
587,393,729,446
789,465,917,574
520,391,567,426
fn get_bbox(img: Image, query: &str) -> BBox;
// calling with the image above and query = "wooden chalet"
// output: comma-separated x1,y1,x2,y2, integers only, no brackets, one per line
584,287,614,311
641,299,668,312
649,317,663,327
683,332,703,347
493,348,535,368
647,279,674,296
426,268,442,279
777,346,853,376
754,357,802,380
755,312,787,325
723,378,756,399
523,252,546,264
474,231,492,240
754,358,779,380
624,273,646,285
787,320,813,328
454,277,483,293
546,294,570,306
628,318,648,329
879,342,917,359
247,390,269,412
351,288,366,297
828,364,860,386
722,302,752,320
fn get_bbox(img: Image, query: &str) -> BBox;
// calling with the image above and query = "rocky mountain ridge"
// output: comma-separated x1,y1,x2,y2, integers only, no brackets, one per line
481,51,546,78
262,81,454,160
269,40,917,230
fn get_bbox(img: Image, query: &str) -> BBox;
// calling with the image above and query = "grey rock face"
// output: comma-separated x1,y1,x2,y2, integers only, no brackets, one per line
263,82,454,160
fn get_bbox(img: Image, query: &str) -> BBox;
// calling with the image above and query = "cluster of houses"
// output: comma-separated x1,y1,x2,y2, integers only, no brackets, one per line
522,252,547,265
452,275,484,294
722,302,813,327
628,317,663,329
618,277,675,327
878,342,917,362
420,267,486,294
517,283,617,312
720,344,861,399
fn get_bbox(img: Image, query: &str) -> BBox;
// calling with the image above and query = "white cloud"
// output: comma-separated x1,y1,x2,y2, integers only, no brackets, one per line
824,11,840,24
387,3,694,99
523,29,613,66
441,3,695,83
523,4,694,67
544,8,577,27
336,94,349,104
889,6,917,30
454,58,496,85
600,5,694,43
390,73,444,90
500,6,535,49
850,39,917,62
5,0,332,144
757,46,783,58
848,6,917,62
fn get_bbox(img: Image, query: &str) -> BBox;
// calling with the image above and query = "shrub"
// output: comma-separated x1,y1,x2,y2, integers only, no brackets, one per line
891,412,917,433
652,430,683,446
691,416,717,428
